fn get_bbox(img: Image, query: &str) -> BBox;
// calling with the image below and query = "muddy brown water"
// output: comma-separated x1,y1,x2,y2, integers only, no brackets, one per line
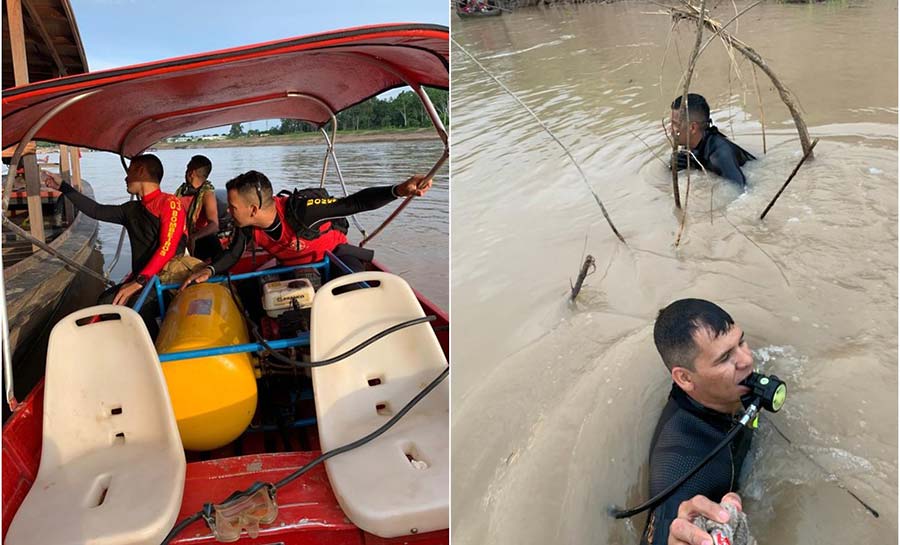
451,2,896,544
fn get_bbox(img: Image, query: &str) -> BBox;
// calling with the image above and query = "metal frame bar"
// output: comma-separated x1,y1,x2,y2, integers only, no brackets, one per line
159,334,310,363
134,256,329,317
319,127,366,237
132,275,159,314
330,52,448,247
3,89,100,214
2,88,101,409
318,116,335,188
2,249,17,411
119,92,332,158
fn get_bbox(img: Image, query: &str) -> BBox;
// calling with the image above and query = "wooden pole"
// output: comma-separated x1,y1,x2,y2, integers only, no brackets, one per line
22,154,45,251
59,144,75,222
6,0,46,252
6,0,29,85
70,147,83,190
751,65,767,154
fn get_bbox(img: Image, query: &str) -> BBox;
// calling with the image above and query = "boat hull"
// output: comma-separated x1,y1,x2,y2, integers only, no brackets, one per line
2,258,449,544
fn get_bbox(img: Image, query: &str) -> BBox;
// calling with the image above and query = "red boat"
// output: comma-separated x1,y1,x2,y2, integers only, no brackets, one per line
2,23,448,545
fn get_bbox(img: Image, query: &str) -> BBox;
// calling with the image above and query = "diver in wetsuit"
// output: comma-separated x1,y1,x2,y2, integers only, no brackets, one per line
670,94,756,188
641,299,755,545
181,169,432,286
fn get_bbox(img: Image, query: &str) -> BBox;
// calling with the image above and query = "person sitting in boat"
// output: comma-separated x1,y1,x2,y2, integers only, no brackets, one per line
641,298,754,545
180,170,432,286
669,94,755,188
175,154,221,261
45,154,201,320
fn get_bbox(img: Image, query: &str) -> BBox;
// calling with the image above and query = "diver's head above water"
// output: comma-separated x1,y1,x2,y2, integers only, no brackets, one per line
653,298,754,415
670,93,711,149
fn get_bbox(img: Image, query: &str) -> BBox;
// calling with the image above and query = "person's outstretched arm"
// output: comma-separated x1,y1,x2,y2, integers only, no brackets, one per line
304,174,433,227
50,180,128,224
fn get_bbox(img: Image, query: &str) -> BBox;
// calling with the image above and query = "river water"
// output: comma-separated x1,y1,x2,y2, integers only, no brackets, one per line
69,139,448,309
451,2,897,544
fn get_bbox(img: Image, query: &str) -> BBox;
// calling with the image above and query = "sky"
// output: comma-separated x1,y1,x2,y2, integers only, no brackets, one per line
70,0,449,134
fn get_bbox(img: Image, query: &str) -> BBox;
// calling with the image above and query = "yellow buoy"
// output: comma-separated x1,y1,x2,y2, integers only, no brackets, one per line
156,283,257,451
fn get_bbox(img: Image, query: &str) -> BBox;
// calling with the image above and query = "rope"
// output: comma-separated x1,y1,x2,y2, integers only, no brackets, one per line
451,38,626,244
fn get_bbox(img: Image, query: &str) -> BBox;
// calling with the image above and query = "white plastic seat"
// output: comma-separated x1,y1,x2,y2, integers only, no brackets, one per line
6,305,186,545
311,272,449,538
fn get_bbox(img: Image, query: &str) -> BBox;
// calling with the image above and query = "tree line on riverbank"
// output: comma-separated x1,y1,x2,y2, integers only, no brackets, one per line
224,88,448,138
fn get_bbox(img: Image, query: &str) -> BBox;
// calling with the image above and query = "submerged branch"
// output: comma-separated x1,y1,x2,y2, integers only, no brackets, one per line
667,2,813,156
759,138,819,220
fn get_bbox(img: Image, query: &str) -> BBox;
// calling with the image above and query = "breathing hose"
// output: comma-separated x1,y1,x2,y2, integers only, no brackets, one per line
223,274,436,368
609,403,757,519
610,372,787,519
159,275,448,544
160,367,448,545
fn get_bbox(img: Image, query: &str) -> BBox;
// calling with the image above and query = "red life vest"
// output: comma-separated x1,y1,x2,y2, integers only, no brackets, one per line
253,196,347,265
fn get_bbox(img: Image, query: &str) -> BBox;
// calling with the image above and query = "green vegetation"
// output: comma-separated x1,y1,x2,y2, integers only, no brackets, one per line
271,88,448,135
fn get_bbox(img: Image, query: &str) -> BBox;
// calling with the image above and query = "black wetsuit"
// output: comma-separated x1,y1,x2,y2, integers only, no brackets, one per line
58,182,187,337
640,384,754,545
58,182,186,279
675,126,756,187
208,185,399,274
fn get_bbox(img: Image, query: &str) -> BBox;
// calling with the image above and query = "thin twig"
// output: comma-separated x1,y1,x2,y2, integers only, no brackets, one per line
659,19,679,102
768,419,879,518
675,0,706,213
751,64,767,154
674,173,692,246
693,1,761,64
720,212,791,286
570,255,596,302
452,38,626,244
628,129,669,168
662,117,675,147
675,150,708,246
731,0,740,34
759,138,819,220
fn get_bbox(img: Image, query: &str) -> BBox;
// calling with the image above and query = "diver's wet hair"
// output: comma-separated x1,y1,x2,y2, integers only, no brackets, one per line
187,154,212,179
653,298,734,371
226,170,274,207
671,93,711,127
131,153,164,183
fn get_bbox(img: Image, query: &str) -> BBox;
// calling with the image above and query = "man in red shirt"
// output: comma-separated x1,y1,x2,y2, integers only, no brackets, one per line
47,154,195,308
182,169,431,285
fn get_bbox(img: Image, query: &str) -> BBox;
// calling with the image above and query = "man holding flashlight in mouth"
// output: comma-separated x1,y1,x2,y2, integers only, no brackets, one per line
642,298,756,545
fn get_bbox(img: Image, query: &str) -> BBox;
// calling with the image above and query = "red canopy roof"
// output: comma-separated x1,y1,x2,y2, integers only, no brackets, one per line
2,24,448,157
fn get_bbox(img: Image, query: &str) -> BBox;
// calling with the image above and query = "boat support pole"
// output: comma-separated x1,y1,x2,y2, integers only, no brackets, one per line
1,251,16,411
319,127,367,238
317,113,336,189
3,89,100,215
359,81,448,247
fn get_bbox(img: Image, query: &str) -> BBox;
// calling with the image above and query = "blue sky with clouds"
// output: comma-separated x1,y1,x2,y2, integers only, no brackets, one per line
70,0,449,133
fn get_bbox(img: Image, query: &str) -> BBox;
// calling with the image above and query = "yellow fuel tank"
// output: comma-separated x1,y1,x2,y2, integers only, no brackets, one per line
156,283,257,451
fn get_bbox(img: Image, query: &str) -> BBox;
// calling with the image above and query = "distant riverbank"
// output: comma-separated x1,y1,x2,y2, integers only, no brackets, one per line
150,128,439,150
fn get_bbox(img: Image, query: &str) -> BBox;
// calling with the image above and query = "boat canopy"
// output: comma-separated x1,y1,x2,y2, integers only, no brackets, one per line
2,23,448,157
